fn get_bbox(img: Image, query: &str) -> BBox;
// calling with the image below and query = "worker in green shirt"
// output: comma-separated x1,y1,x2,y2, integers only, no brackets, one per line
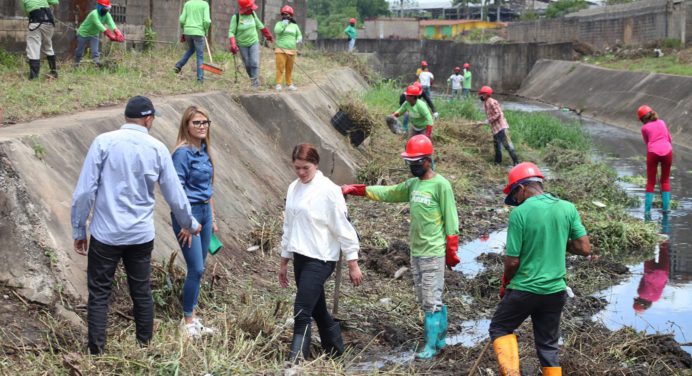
174,0,211,83
74,0,124,68
392,85,434,138
344,18,357,52
273,5,302,91
490,162,592,376
342,135,460,359
22,0,59,80
462,62,472,97
228,0,274,88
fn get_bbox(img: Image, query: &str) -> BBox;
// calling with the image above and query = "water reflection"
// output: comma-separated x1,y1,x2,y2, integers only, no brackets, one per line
633,214,670,313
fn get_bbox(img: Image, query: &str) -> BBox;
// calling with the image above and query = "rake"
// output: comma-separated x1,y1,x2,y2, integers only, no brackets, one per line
201,36,223,75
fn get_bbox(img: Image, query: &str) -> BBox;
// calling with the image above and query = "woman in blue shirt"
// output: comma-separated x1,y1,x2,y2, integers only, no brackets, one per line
172,105,218,338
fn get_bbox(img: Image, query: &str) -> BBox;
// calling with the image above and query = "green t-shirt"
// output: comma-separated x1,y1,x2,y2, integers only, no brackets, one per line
21,0,58,14
274,21,302,51
396,99,434,131
179,0,210,37
463,69,472,89
506,194,587,294
365,174,459,257
77,9,116,37
344,25,357,39
228,12,265,47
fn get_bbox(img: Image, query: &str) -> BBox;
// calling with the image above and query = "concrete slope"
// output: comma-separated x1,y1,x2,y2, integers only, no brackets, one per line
0,68,367,303
517,59,692,149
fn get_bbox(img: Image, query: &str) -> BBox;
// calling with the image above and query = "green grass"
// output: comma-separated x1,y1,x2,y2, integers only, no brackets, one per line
0,45,340,123
506,110,590,151
584,52,692,76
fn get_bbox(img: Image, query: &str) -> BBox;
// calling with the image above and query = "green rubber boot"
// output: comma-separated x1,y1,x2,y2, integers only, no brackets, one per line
416,311,440,359
436,306,448,350
661,191,671,212
644,192,654,217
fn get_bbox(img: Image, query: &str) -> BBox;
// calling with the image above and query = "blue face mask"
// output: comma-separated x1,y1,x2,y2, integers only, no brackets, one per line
97,4,109,16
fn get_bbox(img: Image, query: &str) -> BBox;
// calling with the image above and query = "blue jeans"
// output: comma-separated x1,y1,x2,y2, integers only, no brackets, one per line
422,85,431,99
402,113,410,131
348,38,356,52
239,42,260,87
176,35,205,81
462,88,470,97
75,35,100,65
171,202,213,317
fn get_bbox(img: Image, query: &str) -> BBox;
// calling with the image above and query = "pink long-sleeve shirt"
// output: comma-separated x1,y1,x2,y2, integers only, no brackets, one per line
641,119,672,156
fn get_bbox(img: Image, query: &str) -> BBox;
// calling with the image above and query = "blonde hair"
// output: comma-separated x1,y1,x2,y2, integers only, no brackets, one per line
176,105,215,176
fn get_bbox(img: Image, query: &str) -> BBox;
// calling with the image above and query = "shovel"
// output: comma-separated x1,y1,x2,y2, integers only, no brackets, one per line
201,36,223,75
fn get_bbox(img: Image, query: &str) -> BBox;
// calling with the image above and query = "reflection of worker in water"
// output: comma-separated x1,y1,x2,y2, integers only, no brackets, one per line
633,214,671,313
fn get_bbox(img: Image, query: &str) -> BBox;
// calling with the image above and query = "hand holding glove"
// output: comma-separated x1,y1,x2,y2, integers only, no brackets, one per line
261,27,274,43
104,29,117,42
341,184,366,197
499,274,509,299
445,235,460,268
229,37,239,54
114,29,125,43
180,35,186,43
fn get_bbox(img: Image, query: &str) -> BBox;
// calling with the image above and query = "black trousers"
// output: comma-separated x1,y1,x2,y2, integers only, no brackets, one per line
293,253,337,336
493,129,519,165
488,289,567,367
87,236,154,354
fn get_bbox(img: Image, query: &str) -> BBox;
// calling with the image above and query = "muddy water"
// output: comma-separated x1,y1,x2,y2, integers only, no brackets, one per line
502,99,692,355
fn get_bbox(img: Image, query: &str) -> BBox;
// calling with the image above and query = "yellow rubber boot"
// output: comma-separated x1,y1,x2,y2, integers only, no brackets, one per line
492,334,521,376
542,367,562,376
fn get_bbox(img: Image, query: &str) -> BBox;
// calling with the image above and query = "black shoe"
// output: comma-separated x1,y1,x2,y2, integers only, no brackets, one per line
174,66,181,74
288,326,311,363
28,59,40,80
318,322,345,358
46,55,58,78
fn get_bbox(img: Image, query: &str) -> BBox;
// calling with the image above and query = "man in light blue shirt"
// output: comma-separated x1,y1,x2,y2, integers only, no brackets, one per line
71,95,201,354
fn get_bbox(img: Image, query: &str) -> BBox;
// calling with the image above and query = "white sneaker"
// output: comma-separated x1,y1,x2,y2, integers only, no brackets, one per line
192,317,216,336
181,320,201,339
287,84,297,91
276,84,282,91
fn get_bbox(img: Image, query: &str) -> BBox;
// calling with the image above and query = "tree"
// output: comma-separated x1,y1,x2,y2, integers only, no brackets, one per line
545,0,588,18
307,0,391,38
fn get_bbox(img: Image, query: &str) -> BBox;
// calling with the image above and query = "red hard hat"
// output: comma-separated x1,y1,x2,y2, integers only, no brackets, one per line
401,135,434,160
97,0,111,6
421,60,428,67
349,18,356,24
454,66,461,72
478,85,493,96
281,5,294,15
238,0,258,11
637,105,653,120
404,85,422,97
464,63,470,68
503,162,544,194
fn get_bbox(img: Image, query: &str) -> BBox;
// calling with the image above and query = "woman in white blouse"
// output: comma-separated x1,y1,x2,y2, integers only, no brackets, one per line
278,143,363,363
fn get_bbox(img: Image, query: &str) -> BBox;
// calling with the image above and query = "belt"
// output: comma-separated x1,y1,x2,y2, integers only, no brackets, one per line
190,200,210,206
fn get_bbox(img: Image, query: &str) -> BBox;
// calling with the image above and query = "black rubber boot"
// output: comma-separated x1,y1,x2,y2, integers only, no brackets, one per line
28,59,40,80
287,326,311,363
509,148,520,166
318,322,345,358
46,55,58,78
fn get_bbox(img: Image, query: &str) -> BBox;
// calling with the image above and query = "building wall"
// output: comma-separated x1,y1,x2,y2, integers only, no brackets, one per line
313,39,574,92
507,0,690,48
1,0,307,54
362,18,418,39
421,21,503,40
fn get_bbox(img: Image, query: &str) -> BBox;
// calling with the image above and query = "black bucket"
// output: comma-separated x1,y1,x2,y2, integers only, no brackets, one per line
330,110,367,147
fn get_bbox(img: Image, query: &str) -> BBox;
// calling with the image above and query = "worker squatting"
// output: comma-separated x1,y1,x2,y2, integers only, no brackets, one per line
19,0,357,86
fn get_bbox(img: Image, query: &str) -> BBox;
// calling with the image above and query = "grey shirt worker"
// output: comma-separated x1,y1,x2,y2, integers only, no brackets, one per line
71,95,198,355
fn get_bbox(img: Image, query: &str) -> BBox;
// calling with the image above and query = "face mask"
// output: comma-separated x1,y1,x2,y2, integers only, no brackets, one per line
409,163,427,178
282,14,291,20
479,96,486,102
99,8,108,16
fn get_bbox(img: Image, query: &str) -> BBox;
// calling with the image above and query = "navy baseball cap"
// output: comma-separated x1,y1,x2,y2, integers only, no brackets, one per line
125,96,161,118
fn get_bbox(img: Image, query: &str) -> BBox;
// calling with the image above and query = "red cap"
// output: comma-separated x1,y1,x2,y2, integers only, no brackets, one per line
97,0,111,6
421,60,428,67
478,85,493,96
454,66,461,72
401,135,434,160
238,0,258,12
404,85,422,97
281,5,294,16
637,105,653,121
349,18,356,24
503,162,544,195
464,63,470,68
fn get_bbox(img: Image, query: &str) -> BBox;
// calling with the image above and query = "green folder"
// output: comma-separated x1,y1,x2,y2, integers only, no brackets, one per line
209,233,223,255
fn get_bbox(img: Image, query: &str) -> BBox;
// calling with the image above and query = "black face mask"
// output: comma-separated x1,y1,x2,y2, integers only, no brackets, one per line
99,9,108,16
410,164,427,178
479,96,486,102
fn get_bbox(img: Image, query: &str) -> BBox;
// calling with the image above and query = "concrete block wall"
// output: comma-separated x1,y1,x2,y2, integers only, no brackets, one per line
507,0,689,48
313,39,574,92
